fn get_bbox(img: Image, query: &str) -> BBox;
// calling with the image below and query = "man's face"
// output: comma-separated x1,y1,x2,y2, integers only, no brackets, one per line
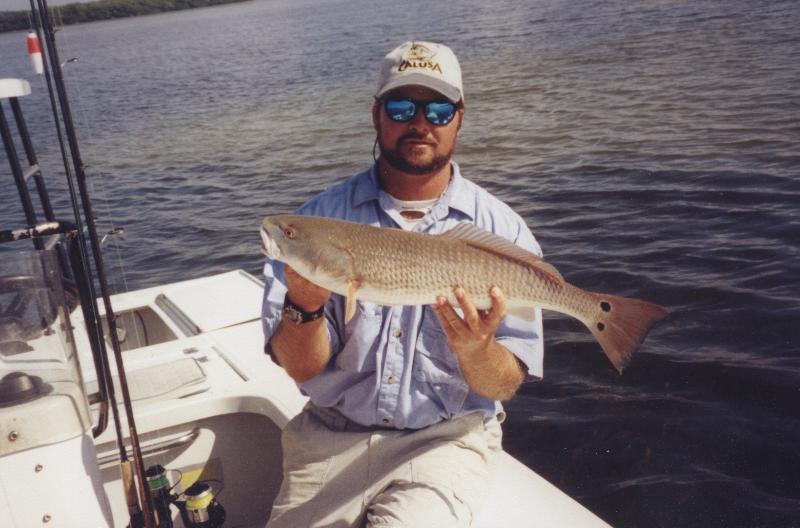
373,85,464,175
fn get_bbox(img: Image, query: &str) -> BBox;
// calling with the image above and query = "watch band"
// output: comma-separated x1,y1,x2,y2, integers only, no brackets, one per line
282,294,325,324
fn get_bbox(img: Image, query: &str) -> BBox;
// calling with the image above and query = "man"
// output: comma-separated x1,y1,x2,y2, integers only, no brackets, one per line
262,41,544,527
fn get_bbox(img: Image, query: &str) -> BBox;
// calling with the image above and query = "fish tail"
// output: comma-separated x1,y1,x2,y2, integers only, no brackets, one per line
583,292,669,373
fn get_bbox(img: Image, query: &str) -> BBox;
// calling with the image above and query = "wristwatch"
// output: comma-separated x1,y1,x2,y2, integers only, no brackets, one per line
282,294,325,324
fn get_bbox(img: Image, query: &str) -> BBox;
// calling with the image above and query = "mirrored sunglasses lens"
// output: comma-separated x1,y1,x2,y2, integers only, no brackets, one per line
385,99,416,121
425,102,455,125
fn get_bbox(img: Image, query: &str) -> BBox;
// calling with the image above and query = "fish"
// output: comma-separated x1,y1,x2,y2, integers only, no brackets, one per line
260,214,668,373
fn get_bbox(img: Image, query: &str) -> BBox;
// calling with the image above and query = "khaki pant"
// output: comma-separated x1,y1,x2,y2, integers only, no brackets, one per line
266,405,503,527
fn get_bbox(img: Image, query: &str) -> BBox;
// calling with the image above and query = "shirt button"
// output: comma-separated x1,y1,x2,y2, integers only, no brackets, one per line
387,375,397,385
393,329,402,338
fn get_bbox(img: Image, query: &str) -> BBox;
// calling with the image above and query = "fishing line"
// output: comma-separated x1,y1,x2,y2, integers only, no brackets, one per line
53,14,146,352
65,71,134,297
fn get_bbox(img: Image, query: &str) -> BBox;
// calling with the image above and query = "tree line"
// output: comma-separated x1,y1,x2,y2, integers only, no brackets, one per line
0,0,251,33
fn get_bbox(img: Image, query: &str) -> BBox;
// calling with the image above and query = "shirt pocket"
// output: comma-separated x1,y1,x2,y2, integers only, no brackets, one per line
335,301,383,373
415,307,460,371
413,307,469,414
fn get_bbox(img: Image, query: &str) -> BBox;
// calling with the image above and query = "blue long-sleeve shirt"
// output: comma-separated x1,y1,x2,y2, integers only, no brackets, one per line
262,162,543,430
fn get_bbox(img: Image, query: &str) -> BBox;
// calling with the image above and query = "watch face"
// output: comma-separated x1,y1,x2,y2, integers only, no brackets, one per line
282,297,324,324
283,305,304,324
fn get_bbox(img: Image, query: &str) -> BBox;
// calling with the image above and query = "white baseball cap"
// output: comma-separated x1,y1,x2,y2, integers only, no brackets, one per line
375,41,463,103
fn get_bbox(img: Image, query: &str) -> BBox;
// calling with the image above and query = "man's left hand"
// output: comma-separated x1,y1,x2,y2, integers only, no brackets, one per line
432,285,506,359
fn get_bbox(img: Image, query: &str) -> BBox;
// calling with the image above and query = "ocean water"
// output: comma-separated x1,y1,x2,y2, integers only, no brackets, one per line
1,0,799,526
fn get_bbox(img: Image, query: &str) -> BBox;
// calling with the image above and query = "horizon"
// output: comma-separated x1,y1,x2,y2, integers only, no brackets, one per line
2,0,129,11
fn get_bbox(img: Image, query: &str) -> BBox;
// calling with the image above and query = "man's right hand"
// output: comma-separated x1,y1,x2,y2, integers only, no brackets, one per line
284,265,331,312
272,265,332,382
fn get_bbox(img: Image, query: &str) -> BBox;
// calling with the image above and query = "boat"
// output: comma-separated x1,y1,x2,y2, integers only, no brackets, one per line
0,4,613,527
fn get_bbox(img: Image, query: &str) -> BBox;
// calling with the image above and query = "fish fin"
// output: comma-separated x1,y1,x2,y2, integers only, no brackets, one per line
583,291,669,373
441,223,564,286
506,306,538,322
344,280,359,323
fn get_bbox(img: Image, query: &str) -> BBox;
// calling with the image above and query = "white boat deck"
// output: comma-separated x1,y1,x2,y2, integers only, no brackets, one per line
71,270,611,527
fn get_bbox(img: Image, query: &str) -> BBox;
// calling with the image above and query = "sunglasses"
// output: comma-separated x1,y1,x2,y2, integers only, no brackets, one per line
382,98,458,126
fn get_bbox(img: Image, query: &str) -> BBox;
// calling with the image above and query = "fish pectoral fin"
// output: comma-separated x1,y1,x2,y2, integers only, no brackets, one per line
506,306,538,322
441,223,564,286
344,279,361,323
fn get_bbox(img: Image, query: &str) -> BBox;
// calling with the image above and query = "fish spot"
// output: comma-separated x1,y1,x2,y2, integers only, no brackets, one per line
597,322,606,331
600,301,611,312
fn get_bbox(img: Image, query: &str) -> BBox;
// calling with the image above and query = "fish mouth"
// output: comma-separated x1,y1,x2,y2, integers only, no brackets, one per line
260,225,281,259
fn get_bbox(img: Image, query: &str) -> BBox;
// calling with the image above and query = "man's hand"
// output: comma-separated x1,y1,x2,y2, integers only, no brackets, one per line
284,265,331,311
270,265,332,383
431,285,525,400
432,285,506,359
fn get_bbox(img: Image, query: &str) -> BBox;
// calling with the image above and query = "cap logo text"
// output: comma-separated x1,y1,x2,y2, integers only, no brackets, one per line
397,43,443,74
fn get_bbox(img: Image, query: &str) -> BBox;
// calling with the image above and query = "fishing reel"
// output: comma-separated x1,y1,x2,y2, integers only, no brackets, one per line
144,464,226,528
145,465,177,528
176,481,226,528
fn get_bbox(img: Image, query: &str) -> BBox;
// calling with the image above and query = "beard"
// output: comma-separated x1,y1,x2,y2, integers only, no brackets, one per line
378,134,454,175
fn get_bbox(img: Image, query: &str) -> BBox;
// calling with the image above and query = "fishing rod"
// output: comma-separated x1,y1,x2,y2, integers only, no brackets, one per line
28,1,156,526
23,3,112,442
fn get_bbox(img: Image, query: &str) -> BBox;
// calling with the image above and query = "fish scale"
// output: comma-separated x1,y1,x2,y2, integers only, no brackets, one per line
261,215,668,372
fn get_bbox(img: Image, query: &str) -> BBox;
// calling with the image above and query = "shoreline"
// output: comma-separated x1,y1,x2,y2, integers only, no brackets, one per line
0,0,251,33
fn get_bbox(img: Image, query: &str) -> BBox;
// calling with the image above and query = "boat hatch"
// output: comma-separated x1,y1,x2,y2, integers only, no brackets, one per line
158,270,263,333
100,306,178,351
85,357,209,404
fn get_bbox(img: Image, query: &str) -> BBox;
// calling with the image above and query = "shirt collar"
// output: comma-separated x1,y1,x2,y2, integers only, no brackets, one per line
353,162,476,221
352,164,382,207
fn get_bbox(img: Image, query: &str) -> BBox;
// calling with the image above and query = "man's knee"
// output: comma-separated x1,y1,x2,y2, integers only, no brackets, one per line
366,481,472,528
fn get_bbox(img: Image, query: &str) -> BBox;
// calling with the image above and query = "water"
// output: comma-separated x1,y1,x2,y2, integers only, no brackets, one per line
1,0,799,526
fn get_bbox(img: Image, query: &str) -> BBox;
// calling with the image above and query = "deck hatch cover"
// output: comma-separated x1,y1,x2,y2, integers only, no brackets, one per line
160,271,262,333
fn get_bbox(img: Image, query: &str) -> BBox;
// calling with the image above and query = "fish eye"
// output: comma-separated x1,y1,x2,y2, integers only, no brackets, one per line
282,226,296,239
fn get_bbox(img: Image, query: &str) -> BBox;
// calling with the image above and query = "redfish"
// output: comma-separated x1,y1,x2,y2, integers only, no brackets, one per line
261,215,667,372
